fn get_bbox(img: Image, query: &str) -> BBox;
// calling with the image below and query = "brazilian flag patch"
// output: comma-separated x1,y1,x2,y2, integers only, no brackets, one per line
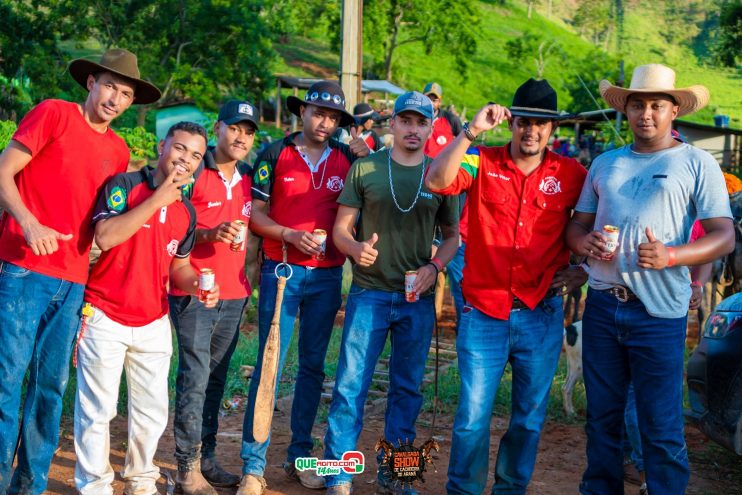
107,186,126,212
181,181,193,198
256,162,271,185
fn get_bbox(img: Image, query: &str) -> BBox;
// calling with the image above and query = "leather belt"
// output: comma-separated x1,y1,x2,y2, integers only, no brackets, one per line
512,288,562,311
599,285,639,303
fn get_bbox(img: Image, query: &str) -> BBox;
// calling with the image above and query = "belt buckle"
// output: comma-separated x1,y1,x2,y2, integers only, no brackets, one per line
613,286,629,303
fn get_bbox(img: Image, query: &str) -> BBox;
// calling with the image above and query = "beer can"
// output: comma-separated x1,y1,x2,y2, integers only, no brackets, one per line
231,220,247,252
199,268,215,302
313,229,327,261
405,270,418,302
602,225,620,260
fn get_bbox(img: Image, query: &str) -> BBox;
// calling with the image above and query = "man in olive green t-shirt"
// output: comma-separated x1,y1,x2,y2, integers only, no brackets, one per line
321,91,458,495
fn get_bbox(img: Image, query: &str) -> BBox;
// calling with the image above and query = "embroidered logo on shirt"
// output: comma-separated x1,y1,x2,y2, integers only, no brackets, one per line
420,192,433,199
436,135,447,145
487,171,511,181
207,201,223,209
166,239,179,257
242,202,252,218
539,176,562,195
107,186,127,212
283,177,295,182
326,176,344,192
142,224,151,229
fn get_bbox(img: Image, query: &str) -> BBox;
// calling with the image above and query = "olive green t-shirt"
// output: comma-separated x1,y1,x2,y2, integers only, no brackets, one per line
338,150,459,293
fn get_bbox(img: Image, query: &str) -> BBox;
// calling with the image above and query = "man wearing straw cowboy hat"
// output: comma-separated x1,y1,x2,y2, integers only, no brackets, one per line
238,80,369,495
0,48,160,495
427,78,587,495
566,64,734,494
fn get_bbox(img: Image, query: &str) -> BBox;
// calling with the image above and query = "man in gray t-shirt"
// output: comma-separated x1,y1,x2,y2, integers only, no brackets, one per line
566,64,734,495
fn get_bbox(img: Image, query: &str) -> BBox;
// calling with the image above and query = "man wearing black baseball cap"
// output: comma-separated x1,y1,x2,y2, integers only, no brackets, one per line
426,78,588,494
351,102,383,152
237,81,369,495
168,100,260,494
0,48,160,494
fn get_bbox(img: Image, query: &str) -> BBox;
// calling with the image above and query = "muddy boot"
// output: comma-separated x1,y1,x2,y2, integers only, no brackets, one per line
236,474,267,495
175,462,218,495
201,456,240,487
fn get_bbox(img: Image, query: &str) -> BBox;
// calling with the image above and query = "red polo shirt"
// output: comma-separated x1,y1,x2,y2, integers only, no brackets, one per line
170,150,252,299
251,133,354,267
85,167,196,326
0,99,129,284
430,145,586,319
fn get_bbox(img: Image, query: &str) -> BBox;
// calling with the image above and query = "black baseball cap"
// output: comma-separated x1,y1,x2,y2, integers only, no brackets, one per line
218,100,260,130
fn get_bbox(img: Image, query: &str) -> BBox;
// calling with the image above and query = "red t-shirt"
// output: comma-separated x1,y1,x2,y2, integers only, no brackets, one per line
170,151,252,299
459,197,469,243
430,145,587,319
252,134,354,267
424,116,455,158
0,99,129,284
85,167,196,326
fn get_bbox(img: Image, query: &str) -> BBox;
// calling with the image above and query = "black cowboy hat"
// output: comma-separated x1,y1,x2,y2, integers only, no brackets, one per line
509,78,569,120
287,81,355,127
352,102,380,126
68,48,161,105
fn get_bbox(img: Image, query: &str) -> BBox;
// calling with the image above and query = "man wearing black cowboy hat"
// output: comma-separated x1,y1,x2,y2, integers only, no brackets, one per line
350,102,383,152
237,80,369,495
0,48,160,495
426,78,588,495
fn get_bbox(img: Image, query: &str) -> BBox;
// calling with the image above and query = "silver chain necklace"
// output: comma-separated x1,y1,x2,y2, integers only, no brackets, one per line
297,137,331,191
387,148,427,213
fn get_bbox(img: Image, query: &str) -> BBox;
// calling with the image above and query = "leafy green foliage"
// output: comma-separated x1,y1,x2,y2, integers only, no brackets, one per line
0,120,18,151
116,127,158,161
714,0,742,67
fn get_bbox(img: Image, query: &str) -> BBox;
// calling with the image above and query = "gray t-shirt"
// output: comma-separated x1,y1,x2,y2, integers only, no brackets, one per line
575,143,731,318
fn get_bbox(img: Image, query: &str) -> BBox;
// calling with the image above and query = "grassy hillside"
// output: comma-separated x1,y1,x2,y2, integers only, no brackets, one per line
275,0,741,127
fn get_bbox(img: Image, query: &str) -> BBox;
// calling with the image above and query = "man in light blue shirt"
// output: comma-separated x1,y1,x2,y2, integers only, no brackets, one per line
566,64,734,495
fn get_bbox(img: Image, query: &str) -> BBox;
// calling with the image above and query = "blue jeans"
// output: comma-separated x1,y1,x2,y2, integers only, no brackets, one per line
446,297,564,495
624,383,644,473
169,295,247,467
447,242,466,330
579,288,688,495
0,261,84,494
324,285,435,488
241,260,342,475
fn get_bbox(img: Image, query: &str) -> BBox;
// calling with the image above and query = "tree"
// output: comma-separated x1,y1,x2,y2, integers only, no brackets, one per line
362,0,480,81
714,0,742,67
572,0,613,49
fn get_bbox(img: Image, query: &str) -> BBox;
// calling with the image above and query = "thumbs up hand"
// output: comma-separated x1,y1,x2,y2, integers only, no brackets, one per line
638,226,671,269
352,232,379,267
349,126,372,158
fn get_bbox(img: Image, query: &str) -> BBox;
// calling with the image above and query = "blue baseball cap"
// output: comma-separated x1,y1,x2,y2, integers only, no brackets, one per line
393,91,434,120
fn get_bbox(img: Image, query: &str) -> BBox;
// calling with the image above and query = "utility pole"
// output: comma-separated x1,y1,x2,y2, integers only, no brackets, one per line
340,0,363,111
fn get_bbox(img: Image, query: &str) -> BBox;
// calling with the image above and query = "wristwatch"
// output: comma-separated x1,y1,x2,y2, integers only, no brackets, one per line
462,122,477,142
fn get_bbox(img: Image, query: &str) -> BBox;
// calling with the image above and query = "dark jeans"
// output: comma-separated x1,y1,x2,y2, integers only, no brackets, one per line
169,295,248,467
0,261,84,495
241,260,342,476
580,288,689,495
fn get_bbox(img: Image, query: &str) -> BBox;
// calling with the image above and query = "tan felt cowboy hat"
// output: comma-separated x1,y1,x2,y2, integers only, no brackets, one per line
68,48,162,105
599,64,709,118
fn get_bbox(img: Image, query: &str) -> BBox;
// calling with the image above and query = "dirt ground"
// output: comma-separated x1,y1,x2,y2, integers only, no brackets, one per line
43,298,740,495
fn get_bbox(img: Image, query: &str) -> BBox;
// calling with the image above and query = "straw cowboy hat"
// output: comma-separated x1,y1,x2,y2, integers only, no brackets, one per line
599,64,709,118
68,48,162,105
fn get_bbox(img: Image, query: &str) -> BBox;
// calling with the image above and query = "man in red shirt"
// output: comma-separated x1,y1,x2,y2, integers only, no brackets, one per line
0,48,160,495
238,81,368,495
350,103,383,152
426,79,588,495
422,82,462,158
168,100,259,495
75,122,219,495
